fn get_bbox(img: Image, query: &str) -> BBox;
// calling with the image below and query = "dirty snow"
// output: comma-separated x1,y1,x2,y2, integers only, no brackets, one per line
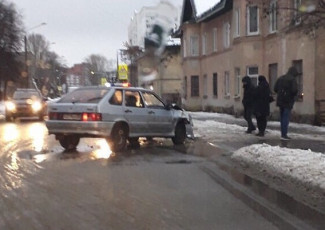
191,111,325,212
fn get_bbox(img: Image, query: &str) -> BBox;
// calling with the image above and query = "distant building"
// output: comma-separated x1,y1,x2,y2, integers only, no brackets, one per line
128,0,181,49
66,63,90,87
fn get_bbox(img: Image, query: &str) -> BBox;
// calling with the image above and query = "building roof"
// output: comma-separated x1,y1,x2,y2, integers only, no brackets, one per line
180,0,232,24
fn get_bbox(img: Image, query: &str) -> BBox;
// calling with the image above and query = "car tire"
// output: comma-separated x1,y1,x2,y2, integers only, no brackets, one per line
59,135,80,150
172,122,186,145
110,125,127,152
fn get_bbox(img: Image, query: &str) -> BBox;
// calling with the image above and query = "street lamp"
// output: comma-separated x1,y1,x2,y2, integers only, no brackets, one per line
24,22,47,88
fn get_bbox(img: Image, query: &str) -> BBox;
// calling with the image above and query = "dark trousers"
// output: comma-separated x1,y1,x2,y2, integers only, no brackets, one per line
244,107,255,131
280,108,291,137
256,115,267,134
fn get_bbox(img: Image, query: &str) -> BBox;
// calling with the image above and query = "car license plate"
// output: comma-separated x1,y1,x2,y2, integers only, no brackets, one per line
63,114,81,120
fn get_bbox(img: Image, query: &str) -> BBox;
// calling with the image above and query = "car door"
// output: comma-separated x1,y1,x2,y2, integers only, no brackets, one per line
141,91,173,135
123,90,148,136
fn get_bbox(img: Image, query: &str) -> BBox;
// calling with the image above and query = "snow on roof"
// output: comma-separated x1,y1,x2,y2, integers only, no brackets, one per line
166,36,181,46
193,0,221,17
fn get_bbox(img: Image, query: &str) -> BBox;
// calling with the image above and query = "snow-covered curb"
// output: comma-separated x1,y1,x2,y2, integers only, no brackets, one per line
231,144,325,212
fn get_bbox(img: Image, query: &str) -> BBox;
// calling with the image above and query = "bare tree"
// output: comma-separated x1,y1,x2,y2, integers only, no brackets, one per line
84,54,113,85
0,0,24,99
247,0,325,35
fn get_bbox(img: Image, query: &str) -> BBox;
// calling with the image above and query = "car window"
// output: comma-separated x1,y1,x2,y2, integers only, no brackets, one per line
125,90,144,108
59,88,110,103
141,91,165,108
109,89,123,106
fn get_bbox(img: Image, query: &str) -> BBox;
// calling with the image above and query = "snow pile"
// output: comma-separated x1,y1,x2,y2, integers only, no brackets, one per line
193,0,221,17
232,144,325,211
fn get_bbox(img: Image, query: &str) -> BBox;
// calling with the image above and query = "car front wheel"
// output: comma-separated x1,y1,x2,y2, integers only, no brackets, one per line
172,122,186,145
59,135,80,151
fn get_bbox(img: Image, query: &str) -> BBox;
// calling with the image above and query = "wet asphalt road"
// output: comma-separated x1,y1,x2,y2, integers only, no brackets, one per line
0,120,279,230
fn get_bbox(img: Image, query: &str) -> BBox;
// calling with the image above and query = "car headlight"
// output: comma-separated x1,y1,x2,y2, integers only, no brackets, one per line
32,101,42,112
5,101,16,111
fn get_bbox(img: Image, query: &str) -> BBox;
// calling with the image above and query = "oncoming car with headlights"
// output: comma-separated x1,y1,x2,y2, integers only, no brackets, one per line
5,88,47,121
45,85,193,152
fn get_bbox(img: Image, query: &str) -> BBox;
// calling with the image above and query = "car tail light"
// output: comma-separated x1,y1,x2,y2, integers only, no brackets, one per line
82,113,102,122
49,112,58,120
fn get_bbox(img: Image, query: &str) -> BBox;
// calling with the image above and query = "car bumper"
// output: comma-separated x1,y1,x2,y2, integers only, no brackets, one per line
45,120,114,137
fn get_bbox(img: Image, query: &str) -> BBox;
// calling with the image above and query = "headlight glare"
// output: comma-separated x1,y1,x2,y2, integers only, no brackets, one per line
32,101,42,112
5,101,16,111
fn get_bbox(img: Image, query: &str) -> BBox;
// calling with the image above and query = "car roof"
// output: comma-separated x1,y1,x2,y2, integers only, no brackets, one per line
74,85,152,93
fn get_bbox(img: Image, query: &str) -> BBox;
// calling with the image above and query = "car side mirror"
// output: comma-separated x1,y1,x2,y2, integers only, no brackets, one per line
165,104,172,110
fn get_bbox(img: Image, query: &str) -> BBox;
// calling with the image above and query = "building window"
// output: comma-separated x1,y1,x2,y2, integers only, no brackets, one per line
234,68,240,96
223,22,230,48
213,73,218,97
213,28,218,52
234,9,240,37
203,74,208,98
294,0,302,25
224,71,230,96
190,36,199,56
191,75,199,97
269,0,277,33
247,5,259,35
202,33,207,55
183,38,187,57
247,66,258,86
184,76,187,99
292,60,303,100
268,63,278,93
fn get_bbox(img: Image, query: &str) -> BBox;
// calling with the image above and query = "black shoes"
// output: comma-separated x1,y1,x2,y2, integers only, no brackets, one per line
246,127,256,134
281,135,291,140
256,132,264,137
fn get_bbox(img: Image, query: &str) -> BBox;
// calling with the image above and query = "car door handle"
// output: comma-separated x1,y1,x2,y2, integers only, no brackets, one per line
125,109,132,113
148,111,155,114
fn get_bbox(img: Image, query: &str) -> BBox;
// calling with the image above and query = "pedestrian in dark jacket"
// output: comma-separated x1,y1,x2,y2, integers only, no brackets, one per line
254,75,271,137
274,66,299,140
242,76,256,133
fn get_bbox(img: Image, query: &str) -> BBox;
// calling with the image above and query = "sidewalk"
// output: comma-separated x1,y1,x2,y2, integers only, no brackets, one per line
190,111,325,226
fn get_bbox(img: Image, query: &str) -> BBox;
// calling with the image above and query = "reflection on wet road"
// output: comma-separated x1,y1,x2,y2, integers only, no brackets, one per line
0,121,279,230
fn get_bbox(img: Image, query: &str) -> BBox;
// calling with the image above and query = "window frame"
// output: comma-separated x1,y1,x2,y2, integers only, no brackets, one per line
224,71,230,97
247,5,259,35
294,0,302,25
234,8,240,37
191,75,200,97
213,73,218,97
223,22,230,48
190,35,199,57
234,68,241,96
213,28,218,52
246,66,259,87
269,0,277,33
202,33,207,55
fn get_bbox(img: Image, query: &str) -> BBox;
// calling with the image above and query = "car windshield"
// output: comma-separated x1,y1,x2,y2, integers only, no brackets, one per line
58,88,110,103
13,91,40,100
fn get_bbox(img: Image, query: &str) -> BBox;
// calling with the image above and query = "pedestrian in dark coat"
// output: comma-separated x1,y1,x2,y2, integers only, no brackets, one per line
254,75,271,137
274,66,299,140
242,76,256,133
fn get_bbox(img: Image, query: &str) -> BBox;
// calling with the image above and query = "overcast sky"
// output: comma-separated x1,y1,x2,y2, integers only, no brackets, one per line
13,0,183,67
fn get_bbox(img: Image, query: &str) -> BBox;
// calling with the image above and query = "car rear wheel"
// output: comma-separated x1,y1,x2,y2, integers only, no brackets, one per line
110,125,127,152
59,135,80,150
172,122,186,145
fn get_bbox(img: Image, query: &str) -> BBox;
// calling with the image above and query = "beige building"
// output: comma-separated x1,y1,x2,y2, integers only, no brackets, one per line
137,43,183,105
179,0,325,125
